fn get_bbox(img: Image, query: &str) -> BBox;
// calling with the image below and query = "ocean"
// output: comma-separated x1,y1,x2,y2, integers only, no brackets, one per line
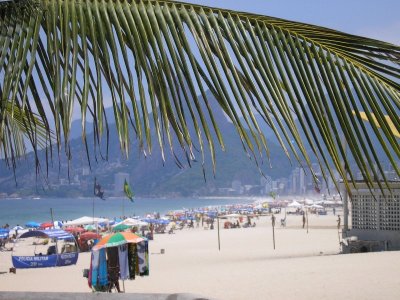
0,197,255,227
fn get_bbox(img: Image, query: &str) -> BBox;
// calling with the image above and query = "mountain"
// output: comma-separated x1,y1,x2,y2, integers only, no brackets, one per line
0,91,295,198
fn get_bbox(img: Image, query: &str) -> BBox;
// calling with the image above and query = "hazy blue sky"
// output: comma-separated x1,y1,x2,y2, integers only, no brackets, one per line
187,0,400,44
65,0,399,119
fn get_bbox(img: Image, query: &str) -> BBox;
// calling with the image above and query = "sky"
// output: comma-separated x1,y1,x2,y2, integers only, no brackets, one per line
65,0,400,120
186,0,400,45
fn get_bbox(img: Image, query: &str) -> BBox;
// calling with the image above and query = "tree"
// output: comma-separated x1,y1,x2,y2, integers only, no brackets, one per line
0,0,399,193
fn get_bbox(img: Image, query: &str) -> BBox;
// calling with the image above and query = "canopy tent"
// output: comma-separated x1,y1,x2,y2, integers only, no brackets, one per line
19,229,74,240
64,216,109,227
304,199,315,205
288,201,303,208
113,218,148,228
12,230,79,268
309,204,324,209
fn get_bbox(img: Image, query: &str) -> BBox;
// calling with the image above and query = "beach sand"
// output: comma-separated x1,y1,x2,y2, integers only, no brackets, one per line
1,212,400,300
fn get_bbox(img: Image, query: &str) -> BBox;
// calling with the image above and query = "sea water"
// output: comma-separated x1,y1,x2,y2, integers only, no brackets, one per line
0,197,254,227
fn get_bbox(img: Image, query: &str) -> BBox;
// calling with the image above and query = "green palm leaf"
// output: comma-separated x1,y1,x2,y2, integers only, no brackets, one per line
0,0,399,193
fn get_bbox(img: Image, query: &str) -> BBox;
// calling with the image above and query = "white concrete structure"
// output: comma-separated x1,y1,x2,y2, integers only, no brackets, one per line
342,181,400,251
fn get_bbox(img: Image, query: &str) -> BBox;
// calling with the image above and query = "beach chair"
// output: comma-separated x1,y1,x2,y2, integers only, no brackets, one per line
280,218,286,227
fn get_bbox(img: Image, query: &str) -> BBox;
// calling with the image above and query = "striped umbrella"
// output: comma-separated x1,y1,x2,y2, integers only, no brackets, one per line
92,232,144,251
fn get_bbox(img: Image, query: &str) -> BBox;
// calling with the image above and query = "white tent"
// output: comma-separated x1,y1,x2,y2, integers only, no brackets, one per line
288,201,303,208
304,198,314,205
64,216,109,226
112,218,148,227
310,204,324,209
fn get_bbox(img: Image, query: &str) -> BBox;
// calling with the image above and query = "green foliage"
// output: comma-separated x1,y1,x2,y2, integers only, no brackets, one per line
0,0,399,195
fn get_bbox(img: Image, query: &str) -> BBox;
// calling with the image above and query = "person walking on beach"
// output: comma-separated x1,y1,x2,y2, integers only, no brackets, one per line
302,213,306,229
337,215,341,229
333,207,336,216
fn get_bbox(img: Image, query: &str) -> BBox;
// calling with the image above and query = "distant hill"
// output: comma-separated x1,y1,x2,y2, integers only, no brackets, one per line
0,91,301,197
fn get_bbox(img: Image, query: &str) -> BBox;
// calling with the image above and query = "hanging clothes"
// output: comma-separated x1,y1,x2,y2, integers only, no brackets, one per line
98,248,108,287
128,243,136,280
137,240,149,276
107,247,120,283
90,250,100,287
118,244,129,280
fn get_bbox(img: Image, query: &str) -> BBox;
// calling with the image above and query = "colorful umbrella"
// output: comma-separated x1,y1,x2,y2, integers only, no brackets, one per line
40,222,54,229
112,224,132,232
25,221,40,228
79,232,101,240
92,232,144,250
84,224,97,231
65,227,85,233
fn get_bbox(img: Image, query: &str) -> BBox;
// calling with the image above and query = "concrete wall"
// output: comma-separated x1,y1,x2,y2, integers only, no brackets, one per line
0,292,213,300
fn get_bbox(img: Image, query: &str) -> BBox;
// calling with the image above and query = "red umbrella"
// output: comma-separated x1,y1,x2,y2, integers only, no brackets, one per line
79,232,101,241
40,222,54,229
65,227,85,233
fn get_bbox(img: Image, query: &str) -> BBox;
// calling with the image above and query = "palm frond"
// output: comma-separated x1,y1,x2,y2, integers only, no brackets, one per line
0,0,399,193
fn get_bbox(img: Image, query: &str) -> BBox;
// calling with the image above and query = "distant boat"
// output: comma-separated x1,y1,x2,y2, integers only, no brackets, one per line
32,197,41,200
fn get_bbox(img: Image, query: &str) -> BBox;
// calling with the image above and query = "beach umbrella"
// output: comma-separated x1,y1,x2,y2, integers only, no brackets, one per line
84,224,97,231
79,232,101,240
112,224,132,232
92,232,144,250
25,221,40,228
40,222,54,229
65,227,85,233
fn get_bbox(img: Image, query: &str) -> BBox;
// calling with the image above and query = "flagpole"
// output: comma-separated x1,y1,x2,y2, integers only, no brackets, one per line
271,214,276,250
217,216,221,251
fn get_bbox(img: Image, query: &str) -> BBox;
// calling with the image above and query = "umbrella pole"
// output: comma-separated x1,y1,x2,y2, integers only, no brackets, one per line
271,214,276,250
306,209,309,234
122,279,125,293
217,216,220,251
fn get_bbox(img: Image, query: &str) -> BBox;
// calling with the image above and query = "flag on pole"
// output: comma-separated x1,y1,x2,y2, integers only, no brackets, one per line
124,179,134,202
94,178,105,200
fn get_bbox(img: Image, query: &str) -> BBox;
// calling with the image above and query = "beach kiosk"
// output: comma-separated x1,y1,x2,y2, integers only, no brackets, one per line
87,232,149,292
12,229,79,268
341,181,400,253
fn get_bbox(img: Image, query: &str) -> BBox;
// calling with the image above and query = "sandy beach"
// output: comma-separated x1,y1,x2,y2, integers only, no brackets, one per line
1,212,400,300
